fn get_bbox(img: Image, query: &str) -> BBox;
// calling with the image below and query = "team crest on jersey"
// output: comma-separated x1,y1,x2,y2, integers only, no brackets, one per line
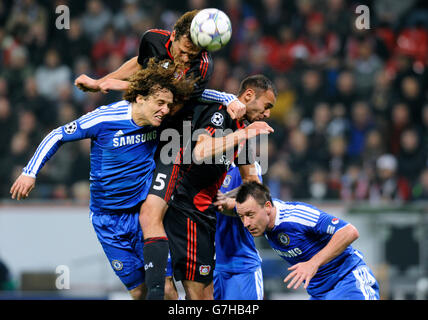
278,233,290,246
222,175,232,188
111,260,123,271
64,121,77,134
199,265,211,276
211,112,224,126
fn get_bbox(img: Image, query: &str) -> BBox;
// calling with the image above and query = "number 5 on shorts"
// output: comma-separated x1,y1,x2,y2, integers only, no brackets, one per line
153,173,167,190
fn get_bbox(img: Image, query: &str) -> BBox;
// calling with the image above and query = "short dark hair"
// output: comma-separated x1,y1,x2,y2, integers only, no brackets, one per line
173,10,199,41
123,58,195,103
236,181,273,207
237,74,277,98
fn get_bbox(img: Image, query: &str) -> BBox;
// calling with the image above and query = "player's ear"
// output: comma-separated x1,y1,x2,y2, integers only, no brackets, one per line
135,94,145,104
243,88,256,104
170,30,176,42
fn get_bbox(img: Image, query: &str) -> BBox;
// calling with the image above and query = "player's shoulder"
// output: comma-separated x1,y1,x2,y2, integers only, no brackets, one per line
78,100,131,127
193,102,231,127
274,199,322,227
142,29,171,43
94,100,131,113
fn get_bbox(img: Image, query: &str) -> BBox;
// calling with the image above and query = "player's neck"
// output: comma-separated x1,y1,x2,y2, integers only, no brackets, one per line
131,102,150,127
267,206,277,231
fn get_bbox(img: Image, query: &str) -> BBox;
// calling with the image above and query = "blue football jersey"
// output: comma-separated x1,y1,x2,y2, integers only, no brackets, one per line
215,163,262,273
266,199,364,297
23,100,158,212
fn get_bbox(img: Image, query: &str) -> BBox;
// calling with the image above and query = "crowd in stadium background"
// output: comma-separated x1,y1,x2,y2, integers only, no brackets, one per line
1,0,428,205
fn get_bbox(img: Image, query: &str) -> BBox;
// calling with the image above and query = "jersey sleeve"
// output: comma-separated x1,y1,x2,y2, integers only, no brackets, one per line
200,89,237,106
22,112,100,178
313,210,350,237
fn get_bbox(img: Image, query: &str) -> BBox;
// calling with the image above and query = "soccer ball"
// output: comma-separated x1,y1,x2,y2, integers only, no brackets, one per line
190,8,232,52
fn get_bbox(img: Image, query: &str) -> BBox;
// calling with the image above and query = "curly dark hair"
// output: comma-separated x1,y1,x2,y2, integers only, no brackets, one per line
123,58,195,103
173,9,199,41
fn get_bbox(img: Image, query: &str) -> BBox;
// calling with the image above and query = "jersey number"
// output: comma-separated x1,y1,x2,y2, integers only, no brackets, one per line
153,173,167,190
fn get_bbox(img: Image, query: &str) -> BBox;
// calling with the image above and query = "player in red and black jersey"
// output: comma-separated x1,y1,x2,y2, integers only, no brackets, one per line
75,10,246,300
164,75,277,299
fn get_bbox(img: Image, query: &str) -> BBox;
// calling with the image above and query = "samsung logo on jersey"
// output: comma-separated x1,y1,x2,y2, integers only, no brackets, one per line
113,131,157,147
272,247,303,258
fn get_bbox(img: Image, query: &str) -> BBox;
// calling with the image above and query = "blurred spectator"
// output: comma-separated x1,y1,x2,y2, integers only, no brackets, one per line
349,39,383,99
0,97,15,156
91,25,127,76
370,69,393,123
208,57,230,91
398,75,426,124
346,101,375,158
387,102,412,155
361,129,386,176
256,0,285,39
81,0,112,41
269,75,295,123
331,70,357,116
303,12,340,65
369,154,411,204
323,0,351,51
113,0,147,33
303,102,332,167
266,158,296,200
340,162,370,202
34,48,72,101
6,0,47,33
1,46,33,103
412,168,428,200
296,69,325,118
308,166,340,200
397,127,426,184
284,129,312,198
25,21,48,66
17,76,56,128
327,135,349,180
54,18,92,68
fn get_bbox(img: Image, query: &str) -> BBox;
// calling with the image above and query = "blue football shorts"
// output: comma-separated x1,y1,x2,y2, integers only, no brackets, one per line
90,210,173,291
310,263,380,300
213,267,264,300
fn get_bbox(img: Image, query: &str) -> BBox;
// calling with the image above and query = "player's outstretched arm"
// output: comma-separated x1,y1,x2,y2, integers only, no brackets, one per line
193,121,273,162
283,224,359,290
75,56,140,93
200,89,246,120
10,175,36,200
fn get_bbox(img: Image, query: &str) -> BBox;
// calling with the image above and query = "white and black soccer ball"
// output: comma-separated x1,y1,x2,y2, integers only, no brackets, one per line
190,8,232,52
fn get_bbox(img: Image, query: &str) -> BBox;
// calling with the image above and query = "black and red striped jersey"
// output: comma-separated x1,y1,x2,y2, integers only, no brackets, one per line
169,102,253,230
137,29,213,100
